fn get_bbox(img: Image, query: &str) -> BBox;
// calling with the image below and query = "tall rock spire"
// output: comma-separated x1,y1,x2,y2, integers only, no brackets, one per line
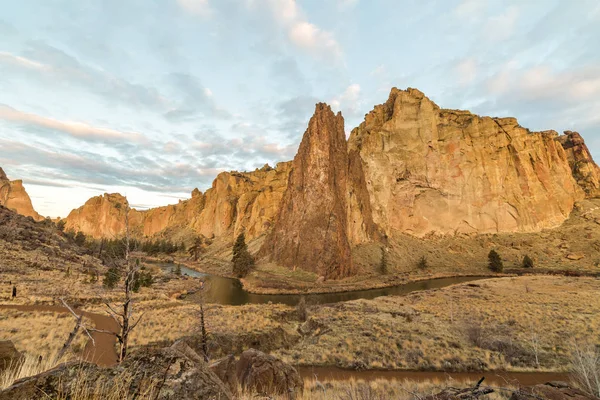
261,103,355,279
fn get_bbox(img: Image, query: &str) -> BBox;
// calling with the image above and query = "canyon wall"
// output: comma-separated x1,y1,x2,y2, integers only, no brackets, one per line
64,163,291,240
0,168,43,221
348,88,585,237
61,87,600,277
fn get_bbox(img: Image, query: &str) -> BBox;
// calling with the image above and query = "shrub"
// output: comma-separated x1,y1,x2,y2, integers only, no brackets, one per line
379,247,388,274
103,265,120,289
570,342,600,397
232,232,254,278
296,296,308,322
417,256,428,270
522,255,534,269
488,249,503,273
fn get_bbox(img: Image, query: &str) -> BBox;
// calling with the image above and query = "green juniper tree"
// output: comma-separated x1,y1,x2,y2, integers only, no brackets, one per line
488,249,504,273
232,232,254,278
522,255,534,269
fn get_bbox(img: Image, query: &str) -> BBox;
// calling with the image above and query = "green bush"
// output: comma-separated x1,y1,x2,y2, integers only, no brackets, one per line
522,255,534,268
103,265,121,289
232,232,254,278
488,250,504,273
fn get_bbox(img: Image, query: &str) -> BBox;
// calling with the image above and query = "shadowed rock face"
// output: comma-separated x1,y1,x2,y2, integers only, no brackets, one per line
0,168,43,221
557,130,600,198
348,88,586,237
261,104,355,279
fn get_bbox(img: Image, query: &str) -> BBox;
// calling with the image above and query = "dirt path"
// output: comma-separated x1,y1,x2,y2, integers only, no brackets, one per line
0,304,119,366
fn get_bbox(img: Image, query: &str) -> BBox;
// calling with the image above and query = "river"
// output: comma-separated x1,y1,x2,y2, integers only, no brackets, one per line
159,263,487,306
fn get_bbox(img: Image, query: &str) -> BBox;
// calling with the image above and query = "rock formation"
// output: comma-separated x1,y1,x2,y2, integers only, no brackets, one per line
61,87,600,279
348,88,585,237
0,343,233,400
557,130,600,198
261,104,358,279
0,168,43,221
64,163,291,240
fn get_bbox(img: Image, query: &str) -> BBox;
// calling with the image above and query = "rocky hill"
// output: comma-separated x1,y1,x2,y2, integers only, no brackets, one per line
62,88,600,278
0,168,43,221
64,163,291,242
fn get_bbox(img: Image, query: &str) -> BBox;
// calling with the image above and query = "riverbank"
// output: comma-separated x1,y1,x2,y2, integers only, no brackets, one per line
169,255,507,295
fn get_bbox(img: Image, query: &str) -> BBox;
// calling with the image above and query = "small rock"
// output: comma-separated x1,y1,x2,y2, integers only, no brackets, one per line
0,340,23,372
566,253,585,260
236,349,303,398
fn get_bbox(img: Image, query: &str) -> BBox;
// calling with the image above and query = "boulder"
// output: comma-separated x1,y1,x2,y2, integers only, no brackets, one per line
0,340,23,372
236,349,303,398
209,355,238,394
0,344,232,400
510,381,597,400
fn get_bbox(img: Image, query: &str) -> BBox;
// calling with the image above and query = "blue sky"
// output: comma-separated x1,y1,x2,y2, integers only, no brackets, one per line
1,0,599,218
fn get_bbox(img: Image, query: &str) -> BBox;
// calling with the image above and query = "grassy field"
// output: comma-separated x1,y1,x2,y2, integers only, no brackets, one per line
75,276,600,373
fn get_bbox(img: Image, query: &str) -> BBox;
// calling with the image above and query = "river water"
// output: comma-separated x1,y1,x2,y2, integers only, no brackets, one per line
159,263,486,306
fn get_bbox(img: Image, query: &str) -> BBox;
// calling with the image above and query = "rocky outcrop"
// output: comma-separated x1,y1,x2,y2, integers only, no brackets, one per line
557,130,600,198
510,381,596,400
0,344,233,400
235,349,303,398
0,168,43,221
0,340,22,372
209,355,238,394
63,163,291,240
348,88,585,237
64,193,130,238
60,87,600,280
261,104,360,279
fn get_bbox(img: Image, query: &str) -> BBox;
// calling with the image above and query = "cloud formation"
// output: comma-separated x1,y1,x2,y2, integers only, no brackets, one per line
0,105,146,143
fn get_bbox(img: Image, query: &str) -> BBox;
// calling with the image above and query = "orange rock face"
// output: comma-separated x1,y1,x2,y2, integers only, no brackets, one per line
348,88,585,237
61,88,600,279
261,104,358,279
0,168,43,221
64,163,291,240
557,130,600,198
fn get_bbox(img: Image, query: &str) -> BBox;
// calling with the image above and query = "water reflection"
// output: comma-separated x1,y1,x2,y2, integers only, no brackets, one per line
159,263,486,306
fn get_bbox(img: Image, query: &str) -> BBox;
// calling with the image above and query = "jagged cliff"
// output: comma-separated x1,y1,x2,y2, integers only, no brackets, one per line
0,167,43,221
261,104,358,278
348,88,585,237
64,163,291,240
557,130,600,198
62,87,600,278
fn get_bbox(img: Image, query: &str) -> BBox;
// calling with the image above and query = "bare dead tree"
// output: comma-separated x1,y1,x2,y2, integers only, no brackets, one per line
56,298,96,362
101,203,144,363
196,280,211,362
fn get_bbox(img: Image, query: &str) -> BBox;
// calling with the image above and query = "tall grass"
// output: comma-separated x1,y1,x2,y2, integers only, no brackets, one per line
0,348,62,390
570,342,600,397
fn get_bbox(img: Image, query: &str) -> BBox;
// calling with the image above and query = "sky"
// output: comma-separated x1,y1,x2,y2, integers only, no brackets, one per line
1,0,599,218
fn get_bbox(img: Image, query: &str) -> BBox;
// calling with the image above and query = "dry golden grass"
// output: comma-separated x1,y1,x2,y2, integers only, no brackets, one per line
237,377,514,400
273,276,600,372
0,310,88,358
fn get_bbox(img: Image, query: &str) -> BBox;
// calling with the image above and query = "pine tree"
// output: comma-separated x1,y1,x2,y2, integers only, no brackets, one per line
417,255,428,270
488,249,504,272
232,232,254,278
522,255,534,269
379,247,388,274
103,265,120,289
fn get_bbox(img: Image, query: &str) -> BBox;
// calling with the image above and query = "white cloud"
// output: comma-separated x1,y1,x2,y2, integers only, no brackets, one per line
485,6,520,41
0,105,146,143
177,0,212,17
0,51,48,71
330,83,361,116
255,0,343,63
336,0,359,10
455,59,477,86
454,0,485,19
